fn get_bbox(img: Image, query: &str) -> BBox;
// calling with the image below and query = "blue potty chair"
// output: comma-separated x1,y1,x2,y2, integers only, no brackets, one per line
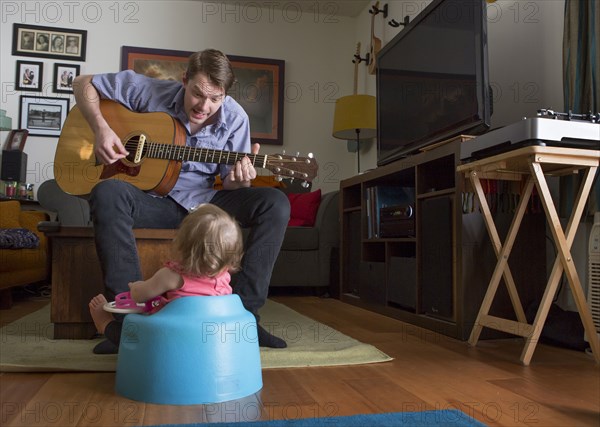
115,295,262,405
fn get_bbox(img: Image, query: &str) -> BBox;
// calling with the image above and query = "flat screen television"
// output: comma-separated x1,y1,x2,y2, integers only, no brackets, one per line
376,0,491,166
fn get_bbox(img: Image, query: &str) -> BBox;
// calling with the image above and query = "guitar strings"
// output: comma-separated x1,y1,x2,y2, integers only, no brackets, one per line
123,140,264,164
121,140,303,164
120,140,312,180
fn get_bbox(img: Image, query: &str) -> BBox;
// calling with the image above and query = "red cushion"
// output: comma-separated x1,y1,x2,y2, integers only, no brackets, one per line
287,189,322,227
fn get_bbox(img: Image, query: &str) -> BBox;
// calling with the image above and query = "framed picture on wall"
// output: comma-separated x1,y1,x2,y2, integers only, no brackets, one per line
53,63,80,94
2,129,29,151
12,24,87,61
19,95,70,138
227,55,285,146
121,46,191,80
15,60,43,92
121,46,285,145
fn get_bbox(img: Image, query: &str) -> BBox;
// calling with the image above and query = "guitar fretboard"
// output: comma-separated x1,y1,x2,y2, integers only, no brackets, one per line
124,141,268,169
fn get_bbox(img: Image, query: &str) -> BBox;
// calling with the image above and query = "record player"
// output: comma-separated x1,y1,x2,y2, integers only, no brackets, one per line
460,109,599,161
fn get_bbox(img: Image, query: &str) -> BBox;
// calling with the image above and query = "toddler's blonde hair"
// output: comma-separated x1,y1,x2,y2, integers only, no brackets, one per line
173,204,243,277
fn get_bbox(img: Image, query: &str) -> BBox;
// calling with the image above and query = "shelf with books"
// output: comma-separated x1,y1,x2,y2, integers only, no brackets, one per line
338,136,547,340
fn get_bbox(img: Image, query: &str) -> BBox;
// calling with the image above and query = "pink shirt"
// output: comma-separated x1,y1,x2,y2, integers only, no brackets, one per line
164,270,233,300
148,261,233,313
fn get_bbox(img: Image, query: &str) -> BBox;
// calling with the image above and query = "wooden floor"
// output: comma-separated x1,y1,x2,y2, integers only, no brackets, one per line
1,293,599,427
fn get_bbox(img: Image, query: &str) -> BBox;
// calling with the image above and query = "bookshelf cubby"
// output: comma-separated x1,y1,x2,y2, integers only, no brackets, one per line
338,137,547,340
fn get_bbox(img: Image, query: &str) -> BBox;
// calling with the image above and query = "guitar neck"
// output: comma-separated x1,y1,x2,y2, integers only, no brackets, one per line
370,1,378,39
136,141,268,169
371,16,375,38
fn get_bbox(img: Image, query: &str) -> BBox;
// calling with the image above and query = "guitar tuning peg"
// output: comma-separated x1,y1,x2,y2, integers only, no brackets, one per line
308,153,314,158
282,149,286,155
275,175,283,182
295,152,300,157
301,181,310,188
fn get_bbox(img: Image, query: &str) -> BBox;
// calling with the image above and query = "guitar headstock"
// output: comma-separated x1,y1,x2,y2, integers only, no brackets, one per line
266,152,318,185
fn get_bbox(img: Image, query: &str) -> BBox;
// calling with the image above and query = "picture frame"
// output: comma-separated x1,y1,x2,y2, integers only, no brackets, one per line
121,46,285,145
15,60,43,91
121,46,191,81
12,24,87,61
228,55,285,146
53,63,81,94
2,129,29,151
19,95,70,138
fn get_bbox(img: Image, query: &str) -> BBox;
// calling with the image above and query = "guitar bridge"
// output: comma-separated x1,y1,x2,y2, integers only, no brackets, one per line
133,134,146,164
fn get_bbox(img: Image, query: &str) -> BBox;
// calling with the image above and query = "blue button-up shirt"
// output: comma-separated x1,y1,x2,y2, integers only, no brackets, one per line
91,70,251,210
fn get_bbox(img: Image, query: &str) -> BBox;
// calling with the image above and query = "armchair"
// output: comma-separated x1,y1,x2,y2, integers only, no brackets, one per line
269,190,340,289
0,200,49,308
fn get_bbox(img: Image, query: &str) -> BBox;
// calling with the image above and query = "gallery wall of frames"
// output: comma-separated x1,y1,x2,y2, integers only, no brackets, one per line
10,24,285,145
11,24,86,137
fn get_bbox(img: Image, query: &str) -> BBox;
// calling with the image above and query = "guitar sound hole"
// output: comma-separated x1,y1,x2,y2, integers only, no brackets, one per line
125,135,145,163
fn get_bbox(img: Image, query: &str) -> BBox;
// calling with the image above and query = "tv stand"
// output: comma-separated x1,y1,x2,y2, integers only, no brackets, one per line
338,136,547,340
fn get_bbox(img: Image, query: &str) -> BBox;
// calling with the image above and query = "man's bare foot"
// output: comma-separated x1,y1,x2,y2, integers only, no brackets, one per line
89,294,114,335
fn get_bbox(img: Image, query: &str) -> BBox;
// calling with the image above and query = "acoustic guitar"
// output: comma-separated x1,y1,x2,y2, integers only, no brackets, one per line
368,1,382,75
54,100,318,196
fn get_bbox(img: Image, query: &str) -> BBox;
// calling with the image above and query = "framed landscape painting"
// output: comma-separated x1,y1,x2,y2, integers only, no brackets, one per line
227,55,284,146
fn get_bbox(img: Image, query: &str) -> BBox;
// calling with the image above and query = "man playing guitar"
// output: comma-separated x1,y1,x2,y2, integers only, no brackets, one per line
73,49,289,353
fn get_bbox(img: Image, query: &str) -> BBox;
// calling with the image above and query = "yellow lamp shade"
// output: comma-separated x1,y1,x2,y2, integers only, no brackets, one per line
332,95,377,140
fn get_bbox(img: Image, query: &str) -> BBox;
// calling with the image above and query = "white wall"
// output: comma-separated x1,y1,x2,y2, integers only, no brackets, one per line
0,0,365,196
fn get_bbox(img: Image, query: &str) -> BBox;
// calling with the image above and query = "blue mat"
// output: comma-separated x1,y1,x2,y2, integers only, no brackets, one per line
146,410,487,427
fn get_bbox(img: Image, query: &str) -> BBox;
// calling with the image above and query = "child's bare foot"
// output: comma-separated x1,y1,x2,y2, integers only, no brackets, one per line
89,294,114,335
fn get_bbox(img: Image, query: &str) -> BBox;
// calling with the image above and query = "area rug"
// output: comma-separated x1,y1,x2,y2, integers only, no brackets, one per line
0,300,392,372
145,410,487,427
